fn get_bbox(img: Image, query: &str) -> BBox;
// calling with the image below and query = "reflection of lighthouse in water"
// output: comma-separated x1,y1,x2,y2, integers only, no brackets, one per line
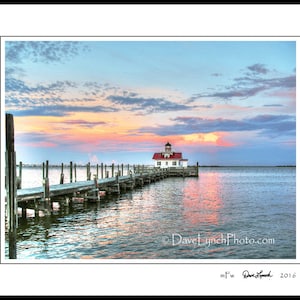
183,171,223,227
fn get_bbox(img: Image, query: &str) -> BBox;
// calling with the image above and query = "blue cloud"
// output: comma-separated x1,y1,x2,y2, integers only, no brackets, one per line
5,77,77,94
6,41,89,64
61,119,107,128
247,63,270,74
263,104,283,107
6,104,118,117
190,74,295,101
139,114,295,138
107,95,194,114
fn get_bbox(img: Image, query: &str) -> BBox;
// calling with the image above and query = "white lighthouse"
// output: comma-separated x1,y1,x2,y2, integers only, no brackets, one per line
152,142,188,168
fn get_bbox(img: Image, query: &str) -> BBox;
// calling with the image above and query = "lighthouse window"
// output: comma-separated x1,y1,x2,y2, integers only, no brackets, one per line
157,161,161,166
172,161,177,166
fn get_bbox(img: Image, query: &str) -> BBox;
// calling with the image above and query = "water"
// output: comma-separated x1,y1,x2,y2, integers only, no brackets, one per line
5,167,296,259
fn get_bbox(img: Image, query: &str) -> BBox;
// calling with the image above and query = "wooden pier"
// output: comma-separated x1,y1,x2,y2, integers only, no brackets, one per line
5,113,199,258
15,165,198,203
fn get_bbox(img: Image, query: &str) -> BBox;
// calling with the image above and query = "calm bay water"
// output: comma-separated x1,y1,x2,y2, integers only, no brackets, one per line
5,167,296,259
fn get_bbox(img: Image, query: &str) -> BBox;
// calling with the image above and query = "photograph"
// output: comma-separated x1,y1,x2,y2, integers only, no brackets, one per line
3,38,296,261
1,4,299,296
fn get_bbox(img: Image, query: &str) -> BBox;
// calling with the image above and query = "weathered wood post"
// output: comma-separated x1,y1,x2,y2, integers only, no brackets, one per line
43,160,50,201
16,161,22,189
74,163,77,182
104,164,107,177
112,163,114,178
45,160,49,178
121,164,124,176
93,175,100,202
70,161,73,183
101,163,104,179
6,113,17,259
87,162,91,180
18,161,25,219
42,162,45,180
96,164,99,179
127,164,130,176
60,163,64,184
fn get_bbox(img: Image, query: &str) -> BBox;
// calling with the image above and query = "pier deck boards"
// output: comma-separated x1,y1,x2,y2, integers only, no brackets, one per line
16,167,198,203
16,175,132,202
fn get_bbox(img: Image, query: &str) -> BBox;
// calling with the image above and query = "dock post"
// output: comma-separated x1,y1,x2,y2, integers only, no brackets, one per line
34,199,40,219
87,162,91,180
104,164,107,177
101,163,104,179
60,163,64,184
112,163,114,178
42,162,45,180
121,164,124,176
127,164,130,175
43,176,50,201
41,160,50,214
45,160,49,178
96,164,99,179
70,161,73,183
20,202,27,219
74,163,77,182
93,175,100,202
6,113,17,259
16,161,22,189
106,171,109,178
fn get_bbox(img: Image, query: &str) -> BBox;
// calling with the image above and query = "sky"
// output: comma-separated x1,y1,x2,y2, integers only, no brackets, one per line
4,40,296,166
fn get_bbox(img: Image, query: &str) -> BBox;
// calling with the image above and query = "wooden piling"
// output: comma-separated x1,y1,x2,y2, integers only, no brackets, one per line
70,161,73,183
101,163,104,179
74,163,77,182
16,161,22,189
60,163,64,184
20,202,27,219
43,177,50,201
96,164,99,179
87,162,91,180
6,113,17,259
112,163,114,178
45,160,49,178
121,164,124,176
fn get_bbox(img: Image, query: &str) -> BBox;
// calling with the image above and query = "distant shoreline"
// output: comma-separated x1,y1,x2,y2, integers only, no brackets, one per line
199,165,296,168
16,164,296,168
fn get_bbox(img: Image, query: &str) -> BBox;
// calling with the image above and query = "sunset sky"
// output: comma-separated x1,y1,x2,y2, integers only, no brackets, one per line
4,40,296,166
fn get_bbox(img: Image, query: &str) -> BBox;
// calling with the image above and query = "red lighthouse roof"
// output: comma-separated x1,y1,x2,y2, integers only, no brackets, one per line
152,152,183,160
